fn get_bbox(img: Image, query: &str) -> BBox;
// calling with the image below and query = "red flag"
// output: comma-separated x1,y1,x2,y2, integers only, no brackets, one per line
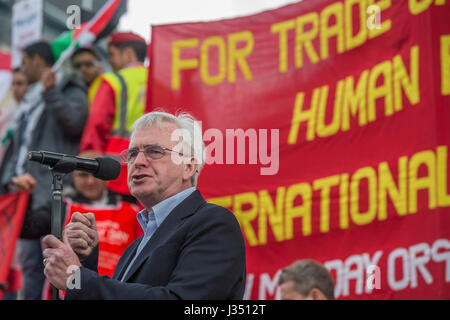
73,0,125,46
0,192,29,298
52,0,127,70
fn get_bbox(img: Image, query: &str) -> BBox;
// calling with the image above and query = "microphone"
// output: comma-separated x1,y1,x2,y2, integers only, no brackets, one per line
28,151,121,181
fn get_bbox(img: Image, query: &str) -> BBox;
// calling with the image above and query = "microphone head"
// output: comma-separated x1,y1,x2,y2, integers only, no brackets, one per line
94,157,121,180
28,151,43,163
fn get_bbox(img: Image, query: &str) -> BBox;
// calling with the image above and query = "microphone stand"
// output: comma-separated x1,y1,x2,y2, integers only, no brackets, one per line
48,157,77,300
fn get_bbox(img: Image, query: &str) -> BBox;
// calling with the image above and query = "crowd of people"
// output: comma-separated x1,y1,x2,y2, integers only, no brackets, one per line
0,31,149,300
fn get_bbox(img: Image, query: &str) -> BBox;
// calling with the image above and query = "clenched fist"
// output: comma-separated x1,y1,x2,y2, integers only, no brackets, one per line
65,212,99,260
12,173,37,192
40,68,56,92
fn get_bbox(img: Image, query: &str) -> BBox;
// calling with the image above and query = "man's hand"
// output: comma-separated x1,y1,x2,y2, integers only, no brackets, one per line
65,212,99,260
11,173,37,192
42,232,81,290
41,68,56,92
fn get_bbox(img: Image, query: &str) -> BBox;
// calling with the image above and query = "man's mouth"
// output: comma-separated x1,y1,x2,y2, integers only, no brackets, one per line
131,174,152,182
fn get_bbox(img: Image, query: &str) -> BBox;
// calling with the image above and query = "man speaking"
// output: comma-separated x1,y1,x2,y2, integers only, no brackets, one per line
42,111,246,299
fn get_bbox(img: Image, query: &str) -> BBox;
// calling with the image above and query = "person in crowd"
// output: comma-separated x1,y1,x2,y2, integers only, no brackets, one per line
0,41,88,299
79,32,149,197
71,47,103,87
0,68,28,163
42,111,246,300
70,47,104,105
11,68,28,102
278,259,335,300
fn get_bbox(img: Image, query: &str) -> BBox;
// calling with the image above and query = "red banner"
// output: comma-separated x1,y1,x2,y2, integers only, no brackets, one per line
0,192,29,298
148,0,450,299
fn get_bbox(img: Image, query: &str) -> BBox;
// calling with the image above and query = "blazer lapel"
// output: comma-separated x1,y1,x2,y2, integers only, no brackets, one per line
122,190,206,282
112,238,140,280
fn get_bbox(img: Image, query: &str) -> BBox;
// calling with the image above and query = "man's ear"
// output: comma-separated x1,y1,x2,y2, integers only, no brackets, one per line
183,157,198,184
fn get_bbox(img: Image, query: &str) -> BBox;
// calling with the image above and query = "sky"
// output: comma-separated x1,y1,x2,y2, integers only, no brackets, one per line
118,0,301,41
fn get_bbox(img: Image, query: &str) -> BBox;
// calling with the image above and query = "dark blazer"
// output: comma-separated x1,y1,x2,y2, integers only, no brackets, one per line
65,190,246,300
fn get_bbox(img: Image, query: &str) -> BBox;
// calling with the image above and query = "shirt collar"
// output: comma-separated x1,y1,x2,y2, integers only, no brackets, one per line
137,187,196,230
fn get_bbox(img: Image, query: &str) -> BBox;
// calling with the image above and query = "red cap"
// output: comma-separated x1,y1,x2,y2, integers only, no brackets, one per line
109,32,146,45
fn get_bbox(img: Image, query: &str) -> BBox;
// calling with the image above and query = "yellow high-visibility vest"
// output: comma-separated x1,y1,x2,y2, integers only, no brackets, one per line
101,65,148,138
87,75,103,106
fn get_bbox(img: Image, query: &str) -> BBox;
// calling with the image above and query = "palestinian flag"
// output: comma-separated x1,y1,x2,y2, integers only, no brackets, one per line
51,0,126,67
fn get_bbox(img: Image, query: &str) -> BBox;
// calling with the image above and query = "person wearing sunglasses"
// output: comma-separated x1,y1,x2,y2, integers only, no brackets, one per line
71,47,103,88
42,111,246,300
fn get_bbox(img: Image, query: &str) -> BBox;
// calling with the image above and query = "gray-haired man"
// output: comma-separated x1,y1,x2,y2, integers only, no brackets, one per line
42,111,246,300
278,259,335,300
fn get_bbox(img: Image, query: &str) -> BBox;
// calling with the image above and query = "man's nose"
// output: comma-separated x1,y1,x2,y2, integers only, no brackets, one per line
86,174,96,183
133,150,149,166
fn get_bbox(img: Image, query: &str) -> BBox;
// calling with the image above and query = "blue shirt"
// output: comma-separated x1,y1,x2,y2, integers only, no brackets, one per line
120,187,196,281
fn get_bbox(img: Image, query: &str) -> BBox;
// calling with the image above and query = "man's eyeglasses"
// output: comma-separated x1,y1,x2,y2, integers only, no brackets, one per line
120,145,184,164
